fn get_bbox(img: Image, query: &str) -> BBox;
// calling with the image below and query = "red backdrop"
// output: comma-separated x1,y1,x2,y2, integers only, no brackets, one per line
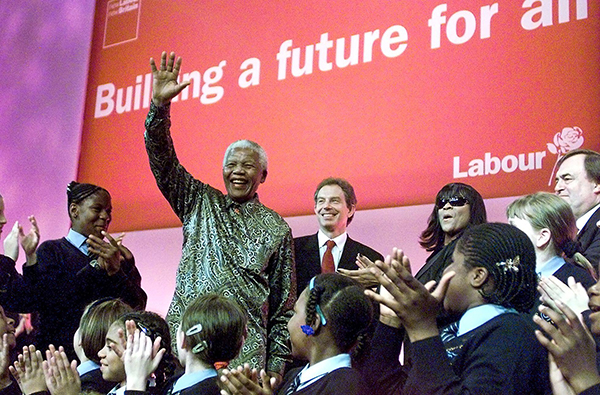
79,0,600,232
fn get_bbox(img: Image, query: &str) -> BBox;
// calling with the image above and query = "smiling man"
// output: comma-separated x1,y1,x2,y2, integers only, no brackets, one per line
293,178,383,294
555,149,600,268
144,52,295,378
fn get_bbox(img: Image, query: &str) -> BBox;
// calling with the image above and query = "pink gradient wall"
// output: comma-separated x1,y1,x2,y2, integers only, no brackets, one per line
0,1,552,317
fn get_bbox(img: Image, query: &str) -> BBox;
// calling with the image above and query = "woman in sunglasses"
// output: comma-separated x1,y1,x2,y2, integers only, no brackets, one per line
416,183,487,286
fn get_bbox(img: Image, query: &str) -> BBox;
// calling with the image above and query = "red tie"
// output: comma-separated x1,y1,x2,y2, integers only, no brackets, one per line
322,240,336,273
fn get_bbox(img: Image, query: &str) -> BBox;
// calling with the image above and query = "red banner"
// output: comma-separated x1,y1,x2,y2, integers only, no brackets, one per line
79,0,600,232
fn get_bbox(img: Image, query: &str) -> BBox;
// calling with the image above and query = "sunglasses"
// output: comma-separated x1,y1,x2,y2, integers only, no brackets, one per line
438,196,469,208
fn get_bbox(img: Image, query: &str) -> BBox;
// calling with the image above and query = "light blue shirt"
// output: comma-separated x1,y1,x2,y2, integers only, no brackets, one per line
65,228,89,255
537,255,566,278
76,360,100,376
457,304,517,337
296,353,351,391
171,369,217,393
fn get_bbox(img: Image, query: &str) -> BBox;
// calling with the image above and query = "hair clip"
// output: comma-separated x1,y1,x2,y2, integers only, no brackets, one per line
309,277,327,326
301,325,315,336
496,255,520,273
192,340,208,354
185,324,203,336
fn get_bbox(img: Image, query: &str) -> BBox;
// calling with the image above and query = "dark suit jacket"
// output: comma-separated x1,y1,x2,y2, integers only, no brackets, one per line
293,233,384,294
578,207,600,269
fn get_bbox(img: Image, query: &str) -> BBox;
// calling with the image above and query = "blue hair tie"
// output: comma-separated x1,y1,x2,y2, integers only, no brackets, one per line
301,325,315,336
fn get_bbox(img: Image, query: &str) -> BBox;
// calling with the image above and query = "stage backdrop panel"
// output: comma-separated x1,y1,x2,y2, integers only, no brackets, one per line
80,0,600,232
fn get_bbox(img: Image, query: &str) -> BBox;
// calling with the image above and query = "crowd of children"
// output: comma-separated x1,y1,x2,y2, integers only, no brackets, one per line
2,169,600,395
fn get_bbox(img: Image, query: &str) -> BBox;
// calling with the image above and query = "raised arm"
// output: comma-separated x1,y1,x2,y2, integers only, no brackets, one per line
145,52,204,221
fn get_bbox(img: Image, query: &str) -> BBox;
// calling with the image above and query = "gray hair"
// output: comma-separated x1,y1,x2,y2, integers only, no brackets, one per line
223,140,268,171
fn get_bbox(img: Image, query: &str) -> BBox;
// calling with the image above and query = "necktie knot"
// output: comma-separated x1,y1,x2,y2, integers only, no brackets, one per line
322,240,336,273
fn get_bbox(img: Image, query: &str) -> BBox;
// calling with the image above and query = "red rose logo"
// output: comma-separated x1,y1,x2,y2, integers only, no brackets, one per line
547,127,585,185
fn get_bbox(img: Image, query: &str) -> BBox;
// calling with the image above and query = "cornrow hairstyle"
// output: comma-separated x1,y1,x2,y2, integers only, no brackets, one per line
66,181,110,212
79,298,133,364
114,311,179,390
420,183,487,251
507,192,596,278
180,293,247,366
456,223,537,313
305,274,373,360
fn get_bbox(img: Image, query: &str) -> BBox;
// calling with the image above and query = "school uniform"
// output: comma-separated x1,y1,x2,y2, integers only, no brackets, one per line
404,305,551,395
124,369,219,395
278,354,368,395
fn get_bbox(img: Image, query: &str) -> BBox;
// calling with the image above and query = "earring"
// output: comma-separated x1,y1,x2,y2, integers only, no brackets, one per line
301,325,314,336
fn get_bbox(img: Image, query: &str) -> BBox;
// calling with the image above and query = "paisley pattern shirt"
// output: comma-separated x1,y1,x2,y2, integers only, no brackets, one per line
144,102,295,374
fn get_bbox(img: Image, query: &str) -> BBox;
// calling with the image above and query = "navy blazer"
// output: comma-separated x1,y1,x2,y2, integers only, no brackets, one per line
578,207,600,269
293,233,384,294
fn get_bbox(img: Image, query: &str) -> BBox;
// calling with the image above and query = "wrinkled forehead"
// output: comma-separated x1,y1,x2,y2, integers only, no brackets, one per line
224,147,260,164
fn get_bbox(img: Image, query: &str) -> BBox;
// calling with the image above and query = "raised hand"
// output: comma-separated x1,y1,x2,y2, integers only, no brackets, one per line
19,216,39,266
534,302,600,394
123,327,165,391
9,345,47,395
3,221,19,261
220,365,275,395
365,248,455,342
42,350,80,395
149,51,191,106
539,276,589,317
338,254,379,288
87,231,121,276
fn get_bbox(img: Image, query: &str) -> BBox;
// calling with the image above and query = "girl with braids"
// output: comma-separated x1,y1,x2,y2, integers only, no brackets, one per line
367,223,550,395
507,192,596,313
220,273,373,395
25,181,146,360
99,311,178,394
122,293,247,395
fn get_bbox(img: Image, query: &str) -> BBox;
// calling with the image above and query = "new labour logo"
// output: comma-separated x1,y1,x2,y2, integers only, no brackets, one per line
452,127,585,181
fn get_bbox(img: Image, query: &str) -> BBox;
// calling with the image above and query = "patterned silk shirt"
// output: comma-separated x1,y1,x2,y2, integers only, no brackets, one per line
144,103,296,374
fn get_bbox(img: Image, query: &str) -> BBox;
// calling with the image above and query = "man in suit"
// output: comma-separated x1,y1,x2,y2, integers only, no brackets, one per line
555,149,600,269
294,177,384,294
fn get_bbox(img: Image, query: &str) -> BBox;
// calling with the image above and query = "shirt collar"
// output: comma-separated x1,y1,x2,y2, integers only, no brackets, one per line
172,369,217,393
576,203,600,231
317,230,348,250
66,228,89,255
76,360,100,376
537,255,566,278
297,354,351,390
457,304,517,337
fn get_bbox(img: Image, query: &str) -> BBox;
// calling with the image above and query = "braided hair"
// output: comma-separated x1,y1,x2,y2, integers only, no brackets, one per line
114,311,179,390
305,274,373,360
66,181,110,216
180,293,247,366
456,223,537,313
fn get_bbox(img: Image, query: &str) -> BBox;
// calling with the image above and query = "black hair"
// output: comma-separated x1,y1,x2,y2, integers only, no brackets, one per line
114,311,178,389
313,178,357,225
305,274,373,360
455,223,537,313
420,182,487,251
66,181,110,213
180,294,247,366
